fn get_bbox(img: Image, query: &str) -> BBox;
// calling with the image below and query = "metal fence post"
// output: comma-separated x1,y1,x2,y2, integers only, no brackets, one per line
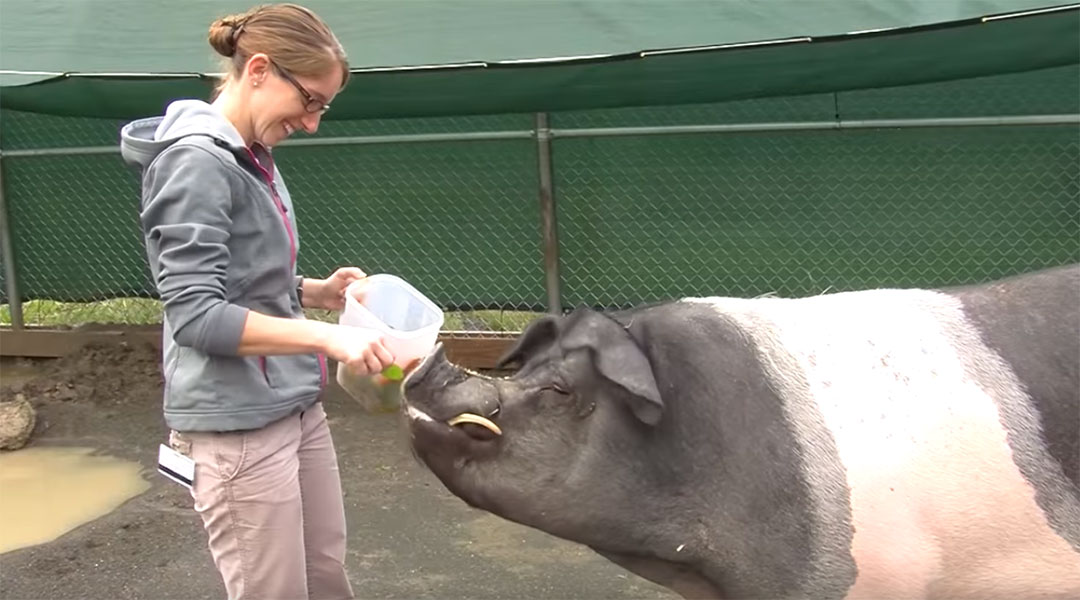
0,153,24,329
535,112,562,314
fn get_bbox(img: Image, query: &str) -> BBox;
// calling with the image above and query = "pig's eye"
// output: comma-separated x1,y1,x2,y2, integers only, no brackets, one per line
549,382,570,395
538,382,570,396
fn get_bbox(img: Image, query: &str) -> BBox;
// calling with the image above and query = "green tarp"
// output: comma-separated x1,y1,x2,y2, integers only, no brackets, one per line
2,1,1077,119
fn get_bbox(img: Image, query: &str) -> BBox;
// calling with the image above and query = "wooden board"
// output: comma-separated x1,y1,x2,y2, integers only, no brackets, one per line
0,327,516,370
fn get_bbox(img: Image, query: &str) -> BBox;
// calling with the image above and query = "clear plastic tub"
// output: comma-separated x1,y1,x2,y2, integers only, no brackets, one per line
335,274,443,412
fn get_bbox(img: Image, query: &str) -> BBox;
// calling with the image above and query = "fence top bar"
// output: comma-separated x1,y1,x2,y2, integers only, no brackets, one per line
2,114,1076,157
280,130,535,147
0,130,535,157
0,145,121,157
550,114,1080,138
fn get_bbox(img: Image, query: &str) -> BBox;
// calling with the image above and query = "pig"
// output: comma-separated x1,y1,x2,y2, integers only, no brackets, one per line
402,263,1080,599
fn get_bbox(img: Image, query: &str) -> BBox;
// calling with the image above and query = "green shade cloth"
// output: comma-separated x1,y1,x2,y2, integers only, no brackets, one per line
2,1,1077,119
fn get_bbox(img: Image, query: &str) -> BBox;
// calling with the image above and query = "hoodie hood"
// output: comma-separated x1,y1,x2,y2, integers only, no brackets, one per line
120,99,247,171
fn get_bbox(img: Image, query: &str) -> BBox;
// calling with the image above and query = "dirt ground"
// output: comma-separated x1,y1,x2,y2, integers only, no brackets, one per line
0,342,675,600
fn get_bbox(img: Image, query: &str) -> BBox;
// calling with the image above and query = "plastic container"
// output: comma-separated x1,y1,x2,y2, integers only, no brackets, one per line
335,274,444,412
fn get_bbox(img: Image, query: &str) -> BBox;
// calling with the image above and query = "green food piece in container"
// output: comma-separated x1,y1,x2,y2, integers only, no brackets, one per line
381,364,404,381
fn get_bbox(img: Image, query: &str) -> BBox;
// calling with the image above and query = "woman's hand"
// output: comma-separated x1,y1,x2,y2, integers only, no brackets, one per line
323,323,395,376
306,267,366,310
234,313,393,376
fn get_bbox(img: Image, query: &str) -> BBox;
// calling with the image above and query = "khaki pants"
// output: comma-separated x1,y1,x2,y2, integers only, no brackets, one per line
171,402,354,600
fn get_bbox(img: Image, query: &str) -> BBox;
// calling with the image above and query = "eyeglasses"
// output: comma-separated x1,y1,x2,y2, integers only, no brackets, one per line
269,60,331,114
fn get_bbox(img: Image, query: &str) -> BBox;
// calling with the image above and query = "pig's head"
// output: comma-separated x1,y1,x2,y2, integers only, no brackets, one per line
402,303,819,598
401,307,671,549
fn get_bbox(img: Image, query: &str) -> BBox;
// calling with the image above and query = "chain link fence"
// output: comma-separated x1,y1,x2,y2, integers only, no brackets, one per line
2,65,1078,334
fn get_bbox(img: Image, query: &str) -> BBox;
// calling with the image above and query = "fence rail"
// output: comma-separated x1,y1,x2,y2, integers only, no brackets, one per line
4,114,1076,158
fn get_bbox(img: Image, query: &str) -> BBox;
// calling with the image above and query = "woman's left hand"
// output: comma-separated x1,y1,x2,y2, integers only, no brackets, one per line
311,267,366,310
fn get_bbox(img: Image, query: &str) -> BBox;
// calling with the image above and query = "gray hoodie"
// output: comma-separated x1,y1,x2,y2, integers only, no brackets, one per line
121,99,326,432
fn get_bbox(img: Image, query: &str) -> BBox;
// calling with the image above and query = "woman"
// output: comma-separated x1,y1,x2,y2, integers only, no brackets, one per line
120,4,389,598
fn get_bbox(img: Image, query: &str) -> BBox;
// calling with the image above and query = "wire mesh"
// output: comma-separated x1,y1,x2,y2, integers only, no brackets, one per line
1,65,1077,334
553,125,1078,309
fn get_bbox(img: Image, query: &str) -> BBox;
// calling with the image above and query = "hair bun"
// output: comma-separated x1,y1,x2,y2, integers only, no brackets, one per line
208,15,245,57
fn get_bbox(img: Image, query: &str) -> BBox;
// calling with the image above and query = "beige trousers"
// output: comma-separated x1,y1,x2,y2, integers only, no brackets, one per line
171,402,354,600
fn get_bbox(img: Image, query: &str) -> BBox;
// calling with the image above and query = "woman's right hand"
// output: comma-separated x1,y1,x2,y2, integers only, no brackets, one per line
323,323,395,376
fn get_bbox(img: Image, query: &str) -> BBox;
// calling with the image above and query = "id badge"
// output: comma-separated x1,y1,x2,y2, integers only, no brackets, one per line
157,443,195,489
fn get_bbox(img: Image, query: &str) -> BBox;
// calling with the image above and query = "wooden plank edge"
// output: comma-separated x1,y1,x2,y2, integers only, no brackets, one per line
0,327,515,370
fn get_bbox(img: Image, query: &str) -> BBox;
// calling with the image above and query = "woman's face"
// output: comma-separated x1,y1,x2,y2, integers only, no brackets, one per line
245,54,343,147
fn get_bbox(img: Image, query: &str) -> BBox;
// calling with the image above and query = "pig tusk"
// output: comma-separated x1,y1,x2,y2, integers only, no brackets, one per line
447,413,503,436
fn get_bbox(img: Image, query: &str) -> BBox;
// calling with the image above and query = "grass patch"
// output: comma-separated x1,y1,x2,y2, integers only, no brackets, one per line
2,299,542,332
441,310,541,332
1,298,164,327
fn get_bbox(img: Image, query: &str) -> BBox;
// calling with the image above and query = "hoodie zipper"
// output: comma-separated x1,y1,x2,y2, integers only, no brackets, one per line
245,147,296,268
245,146,327,390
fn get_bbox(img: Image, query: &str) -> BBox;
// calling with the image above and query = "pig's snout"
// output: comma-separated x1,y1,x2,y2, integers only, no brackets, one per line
403,344,503,439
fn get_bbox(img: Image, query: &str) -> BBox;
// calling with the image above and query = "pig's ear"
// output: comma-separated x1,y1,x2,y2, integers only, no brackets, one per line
560,309,663,426
496,315,561,369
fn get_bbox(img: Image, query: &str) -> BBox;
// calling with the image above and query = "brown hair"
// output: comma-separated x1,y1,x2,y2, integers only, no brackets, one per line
208,3,349,96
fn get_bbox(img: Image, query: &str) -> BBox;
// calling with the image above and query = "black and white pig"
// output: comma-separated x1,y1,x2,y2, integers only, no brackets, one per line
402,263,1080,599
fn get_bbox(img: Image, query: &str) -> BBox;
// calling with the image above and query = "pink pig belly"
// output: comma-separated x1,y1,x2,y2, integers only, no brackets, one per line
839,399,1080,599
784,299,1080,599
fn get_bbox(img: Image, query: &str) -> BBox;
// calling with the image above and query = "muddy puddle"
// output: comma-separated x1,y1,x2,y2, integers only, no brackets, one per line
0,446,150,554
